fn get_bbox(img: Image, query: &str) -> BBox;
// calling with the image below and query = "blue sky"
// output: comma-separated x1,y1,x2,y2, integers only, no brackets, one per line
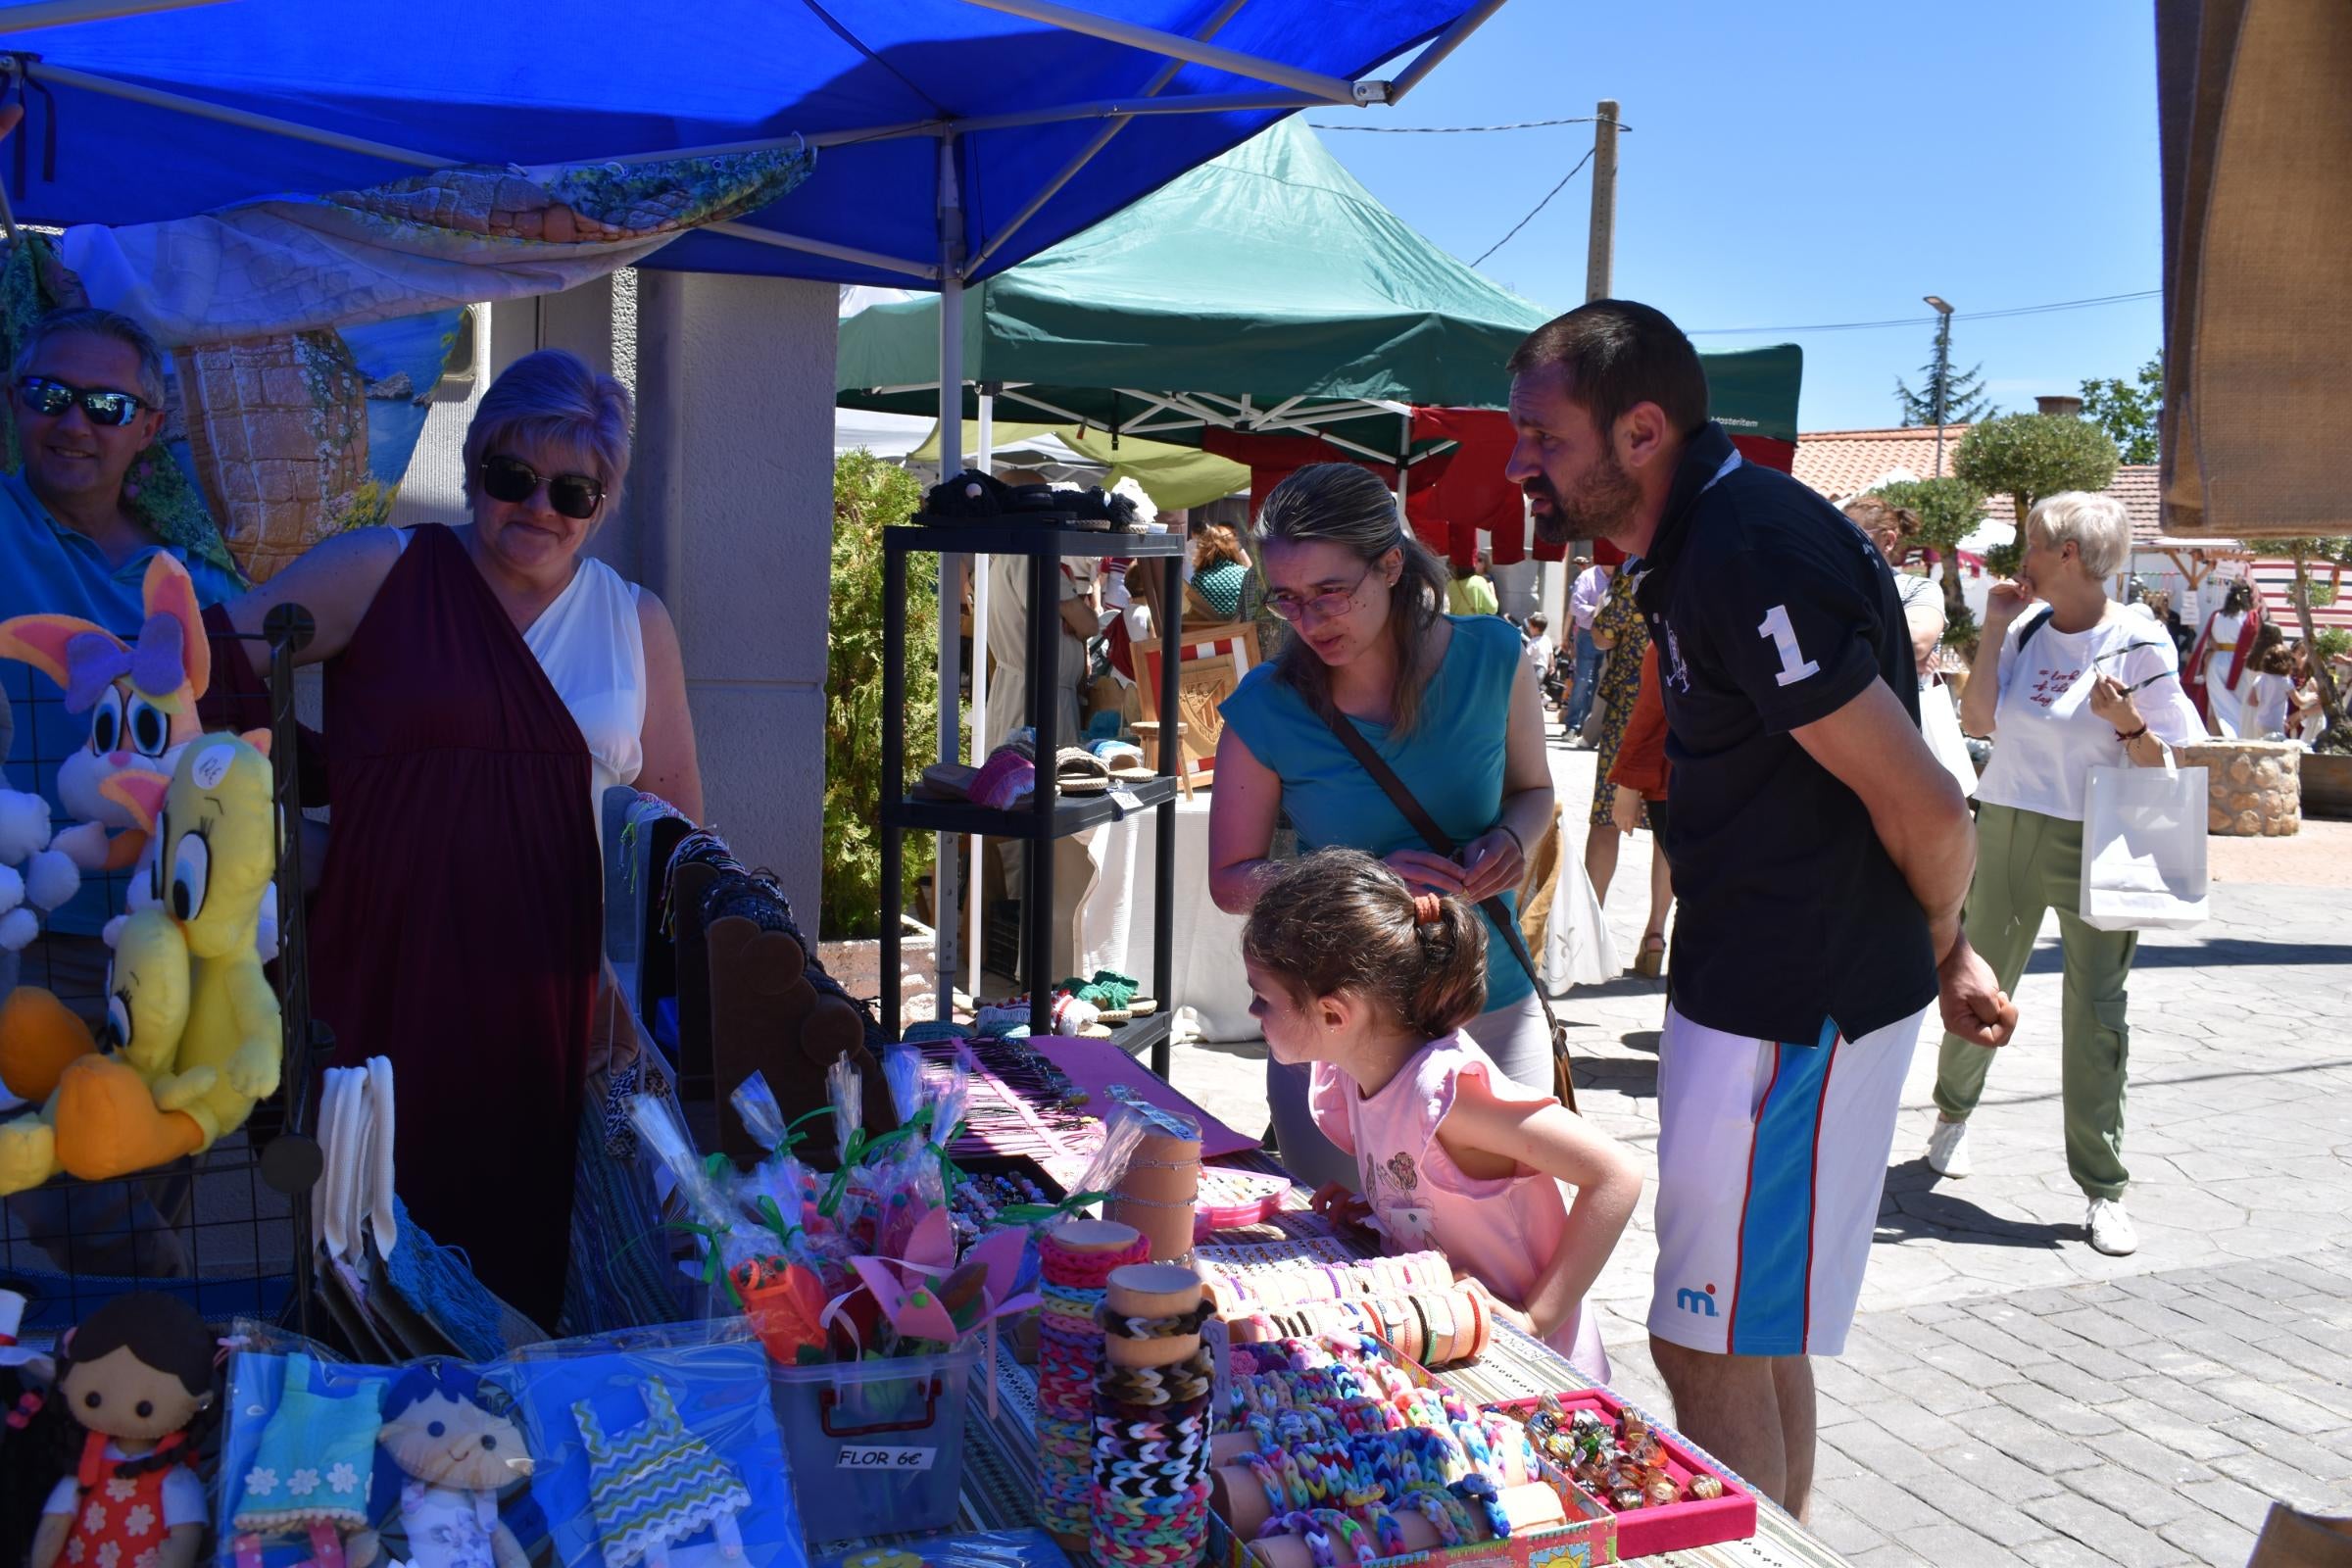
1343,0,2163,432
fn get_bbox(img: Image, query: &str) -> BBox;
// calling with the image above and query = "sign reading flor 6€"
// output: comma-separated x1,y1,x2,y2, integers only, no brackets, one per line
838,1445,937,1471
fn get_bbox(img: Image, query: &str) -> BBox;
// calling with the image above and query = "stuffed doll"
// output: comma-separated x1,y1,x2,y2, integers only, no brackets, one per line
13,1292,217,1568
0,906,194,1192
349,1363,533,1568
0,553,212,881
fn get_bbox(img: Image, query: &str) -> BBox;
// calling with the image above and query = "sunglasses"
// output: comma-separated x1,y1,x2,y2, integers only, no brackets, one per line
1265,561,1378,624
480,454,605,519
17,376,147,427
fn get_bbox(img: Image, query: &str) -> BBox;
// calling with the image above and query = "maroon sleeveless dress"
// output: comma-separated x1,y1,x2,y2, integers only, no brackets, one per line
310,524,601,1328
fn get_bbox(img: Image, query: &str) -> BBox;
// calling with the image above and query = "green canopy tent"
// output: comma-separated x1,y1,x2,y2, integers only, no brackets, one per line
839,117,1803,470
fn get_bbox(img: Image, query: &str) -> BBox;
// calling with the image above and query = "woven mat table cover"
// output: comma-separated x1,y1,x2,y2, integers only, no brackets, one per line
830,1296,1850,1567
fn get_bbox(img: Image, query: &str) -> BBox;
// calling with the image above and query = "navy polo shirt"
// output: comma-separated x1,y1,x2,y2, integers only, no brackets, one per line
1633,421,1936,1044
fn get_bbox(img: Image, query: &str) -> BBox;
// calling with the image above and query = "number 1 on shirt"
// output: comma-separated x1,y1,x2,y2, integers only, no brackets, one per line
1757,604,1821,687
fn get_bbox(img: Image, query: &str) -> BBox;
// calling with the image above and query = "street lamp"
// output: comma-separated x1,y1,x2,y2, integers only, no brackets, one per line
1924,296,1955,477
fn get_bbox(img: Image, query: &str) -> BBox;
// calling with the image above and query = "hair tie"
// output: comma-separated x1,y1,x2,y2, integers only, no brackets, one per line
1412,893,1442,926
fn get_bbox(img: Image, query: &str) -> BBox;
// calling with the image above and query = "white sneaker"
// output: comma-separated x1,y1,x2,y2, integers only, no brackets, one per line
2087,1198,2138,1256
1925,1117,1971,1178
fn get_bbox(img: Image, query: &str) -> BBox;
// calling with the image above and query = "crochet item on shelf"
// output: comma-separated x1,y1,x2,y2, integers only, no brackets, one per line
572,1380,753,1568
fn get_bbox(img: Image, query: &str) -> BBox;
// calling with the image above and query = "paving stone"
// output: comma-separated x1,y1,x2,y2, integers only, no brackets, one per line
1934,1438,2072,1502
1801,1497,1889,1560
2022,1492,2189,1568
2156,1508,2260,1567
1827,1477,1944,1532
1983,1380,2125,1437
2115,1373,2247,1427
2090,1404,2248,1466
2058,1461,2198,1525
2210,1447,2346,1513
2041,1305,2158,1348
1887,1470,2046,1548
2203,1376,2348,1436
2018,1357,2134,1408
1950,1405,2110,1476
1839,1544,1931,1568
2178,1474,2288,1532
1836,1397,1975,1454
1884,1522,2036,1566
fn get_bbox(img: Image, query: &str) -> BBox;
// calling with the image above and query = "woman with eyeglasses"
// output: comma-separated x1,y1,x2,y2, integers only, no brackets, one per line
1924,492,2203,1259
225,349,701,1326
1207,464,1554,1190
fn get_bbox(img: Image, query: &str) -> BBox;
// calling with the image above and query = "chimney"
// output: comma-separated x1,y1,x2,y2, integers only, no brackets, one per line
2036,394,2085,419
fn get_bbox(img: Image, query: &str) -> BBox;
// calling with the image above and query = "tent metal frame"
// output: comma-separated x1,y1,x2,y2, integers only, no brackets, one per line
5,0,1510,1014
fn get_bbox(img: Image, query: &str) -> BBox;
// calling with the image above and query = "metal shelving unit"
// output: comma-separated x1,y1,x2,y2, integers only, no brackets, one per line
880,518,1183,1078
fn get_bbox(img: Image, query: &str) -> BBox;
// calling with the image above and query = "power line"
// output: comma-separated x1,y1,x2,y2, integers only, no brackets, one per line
1307,115,1630,134
1686,289,2162,336
1472,145,1597,268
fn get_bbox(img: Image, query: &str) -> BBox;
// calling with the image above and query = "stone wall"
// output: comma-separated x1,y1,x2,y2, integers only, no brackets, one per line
2177,739,2302,836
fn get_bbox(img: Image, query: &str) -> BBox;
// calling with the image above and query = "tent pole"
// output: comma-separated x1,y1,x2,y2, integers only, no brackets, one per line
952,0,1381,103
0,0,221,28
935,132,967,1017
968,388,995,1000
1385,0,1511,103
18,60,445,167
962,0,1250,278
706,221,939,280
1395,411,1410,515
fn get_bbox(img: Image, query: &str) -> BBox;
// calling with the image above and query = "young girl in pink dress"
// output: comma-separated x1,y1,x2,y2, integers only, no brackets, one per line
1242,850,1642,1382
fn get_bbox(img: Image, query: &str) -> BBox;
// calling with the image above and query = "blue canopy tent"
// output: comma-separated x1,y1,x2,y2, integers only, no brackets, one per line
0,0,1508,992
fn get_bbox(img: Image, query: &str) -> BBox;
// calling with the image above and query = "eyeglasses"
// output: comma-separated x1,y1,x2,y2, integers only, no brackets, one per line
17,376,147,427
480,453,605,519
1264,562,1378,623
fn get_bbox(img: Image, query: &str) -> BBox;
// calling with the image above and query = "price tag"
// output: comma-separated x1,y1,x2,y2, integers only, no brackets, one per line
837,1445,937,1472
1108,788,1144,817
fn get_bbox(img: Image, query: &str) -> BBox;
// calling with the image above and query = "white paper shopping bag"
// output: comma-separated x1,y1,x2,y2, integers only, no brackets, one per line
2079,757,2210,932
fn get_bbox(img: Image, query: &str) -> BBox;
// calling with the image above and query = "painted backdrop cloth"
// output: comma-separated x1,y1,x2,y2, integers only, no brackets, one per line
310,523,601,1327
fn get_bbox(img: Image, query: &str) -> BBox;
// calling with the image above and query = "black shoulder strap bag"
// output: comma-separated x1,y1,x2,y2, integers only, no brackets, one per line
1316,707,1579,1113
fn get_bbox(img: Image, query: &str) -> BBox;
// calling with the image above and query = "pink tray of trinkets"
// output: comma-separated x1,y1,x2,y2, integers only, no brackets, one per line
1486,1391,1756,1560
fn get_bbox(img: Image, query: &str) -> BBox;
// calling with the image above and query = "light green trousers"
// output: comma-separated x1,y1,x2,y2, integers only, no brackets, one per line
1933,802,2136,1200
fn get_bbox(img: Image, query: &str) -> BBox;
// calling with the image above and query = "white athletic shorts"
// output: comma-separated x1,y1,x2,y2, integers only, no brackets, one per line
1646,1004,1930,1357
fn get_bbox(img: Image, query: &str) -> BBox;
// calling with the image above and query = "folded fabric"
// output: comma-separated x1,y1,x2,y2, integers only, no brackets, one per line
916,761,980,801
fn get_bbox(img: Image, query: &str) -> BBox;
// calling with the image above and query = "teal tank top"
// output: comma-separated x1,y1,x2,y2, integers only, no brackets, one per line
1219,614,1533,1010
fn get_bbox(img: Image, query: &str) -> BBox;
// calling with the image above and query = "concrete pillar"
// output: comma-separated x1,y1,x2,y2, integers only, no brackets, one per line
632,270,838,925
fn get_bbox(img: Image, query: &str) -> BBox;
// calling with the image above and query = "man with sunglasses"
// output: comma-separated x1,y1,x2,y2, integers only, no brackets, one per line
0,307,245,1275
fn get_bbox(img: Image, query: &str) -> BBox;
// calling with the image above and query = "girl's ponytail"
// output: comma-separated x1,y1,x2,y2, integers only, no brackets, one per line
1403,894,1489,1039
1243,850,1488,1036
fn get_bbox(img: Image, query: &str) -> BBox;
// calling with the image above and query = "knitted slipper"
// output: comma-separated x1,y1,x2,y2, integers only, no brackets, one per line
970,747,1036,810
1054,748,1112,797
1091,969,1158,1016
1057,976,1131,1026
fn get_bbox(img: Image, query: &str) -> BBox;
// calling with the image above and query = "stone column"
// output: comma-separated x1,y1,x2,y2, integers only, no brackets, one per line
630,270,838,924
2177,739,2303,836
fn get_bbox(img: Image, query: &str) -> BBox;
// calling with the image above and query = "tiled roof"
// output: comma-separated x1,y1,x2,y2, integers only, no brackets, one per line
1791,430,2165,546
1791,425,1971,499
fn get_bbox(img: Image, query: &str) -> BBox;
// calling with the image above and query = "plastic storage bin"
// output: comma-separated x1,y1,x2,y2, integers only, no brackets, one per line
772,1341,980,1546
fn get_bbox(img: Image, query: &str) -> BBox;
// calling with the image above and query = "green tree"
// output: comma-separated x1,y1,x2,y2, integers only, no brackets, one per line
1874,475,1988,634
1894,330,1995,428
2275,536,2352,753
2079,354,2163,466
823,450,950,938
1952,414,2120,543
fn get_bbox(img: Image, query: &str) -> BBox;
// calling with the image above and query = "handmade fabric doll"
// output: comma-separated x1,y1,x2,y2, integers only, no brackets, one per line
570,1381,749,1568
351,1363,533,1568
20,1293,217,1568
229,1352,387,1568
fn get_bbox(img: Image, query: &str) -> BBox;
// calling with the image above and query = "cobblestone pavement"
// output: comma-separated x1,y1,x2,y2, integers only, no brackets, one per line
1168,733,2352,1566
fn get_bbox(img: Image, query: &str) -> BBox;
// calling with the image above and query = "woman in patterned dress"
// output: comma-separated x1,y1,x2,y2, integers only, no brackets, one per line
1581,565,1651,906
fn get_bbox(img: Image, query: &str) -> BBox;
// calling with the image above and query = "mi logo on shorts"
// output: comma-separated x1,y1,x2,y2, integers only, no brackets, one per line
1676,1283,1719,1317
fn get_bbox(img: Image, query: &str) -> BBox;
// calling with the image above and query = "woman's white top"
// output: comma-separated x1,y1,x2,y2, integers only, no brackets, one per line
522,556,648,817
2222,671,2291,740
1894,572,1943,686
1977,605,2207,822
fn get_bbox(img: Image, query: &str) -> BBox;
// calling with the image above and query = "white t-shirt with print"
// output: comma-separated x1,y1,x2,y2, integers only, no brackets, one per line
1977,606,2207,822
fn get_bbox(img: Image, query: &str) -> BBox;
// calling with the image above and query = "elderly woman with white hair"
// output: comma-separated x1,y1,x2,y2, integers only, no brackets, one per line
227,349,700,1324
1926,491,2204,1257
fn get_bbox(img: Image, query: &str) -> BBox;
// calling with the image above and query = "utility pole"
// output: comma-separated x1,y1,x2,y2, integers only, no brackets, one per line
1925,295,1955,476
1585,100,1619,302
